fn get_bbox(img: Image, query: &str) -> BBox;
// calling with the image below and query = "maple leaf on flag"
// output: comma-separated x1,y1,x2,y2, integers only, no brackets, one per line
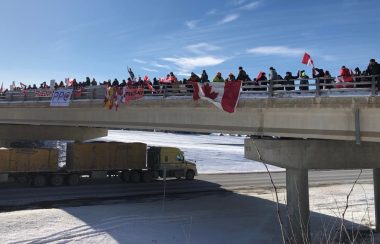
202,83,218,100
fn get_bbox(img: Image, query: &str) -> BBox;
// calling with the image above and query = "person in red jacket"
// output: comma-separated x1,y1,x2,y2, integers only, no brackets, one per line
336,66,353,88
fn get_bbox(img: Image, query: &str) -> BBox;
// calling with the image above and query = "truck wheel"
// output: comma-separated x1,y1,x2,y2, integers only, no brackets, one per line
121,171,130,182
142,171,153,183
67,174,80,186
50,175,64,187
33,175,47,187
129,171,141,183
185,170,195,180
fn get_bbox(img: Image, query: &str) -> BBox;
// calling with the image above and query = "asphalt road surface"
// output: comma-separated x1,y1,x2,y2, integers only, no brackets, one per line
0,169,373,211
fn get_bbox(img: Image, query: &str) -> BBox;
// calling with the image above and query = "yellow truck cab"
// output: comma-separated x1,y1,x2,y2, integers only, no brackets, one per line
147,146,197,180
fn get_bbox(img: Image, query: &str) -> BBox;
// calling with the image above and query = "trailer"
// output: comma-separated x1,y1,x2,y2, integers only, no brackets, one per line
0,142,197,187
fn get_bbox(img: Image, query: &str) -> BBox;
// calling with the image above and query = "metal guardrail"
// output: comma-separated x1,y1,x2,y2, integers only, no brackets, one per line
0,75,379,102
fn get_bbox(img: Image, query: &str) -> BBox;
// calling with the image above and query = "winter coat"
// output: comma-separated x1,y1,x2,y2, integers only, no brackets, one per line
213,76,224,82
201,72,209,83
237,70,248,81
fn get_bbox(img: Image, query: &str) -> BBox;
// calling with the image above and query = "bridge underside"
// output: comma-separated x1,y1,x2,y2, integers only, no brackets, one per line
0,124,107,144
1,96,380,142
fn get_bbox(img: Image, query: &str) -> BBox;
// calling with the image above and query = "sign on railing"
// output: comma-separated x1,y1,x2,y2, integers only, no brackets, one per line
50,89,73,107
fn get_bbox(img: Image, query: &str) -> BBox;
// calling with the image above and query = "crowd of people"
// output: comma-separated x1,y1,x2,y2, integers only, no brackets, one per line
2,58,380,95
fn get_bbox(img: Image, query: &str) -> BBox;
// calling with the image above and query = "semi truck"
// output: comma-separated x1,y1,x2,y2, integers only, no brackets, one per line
0,142,197,187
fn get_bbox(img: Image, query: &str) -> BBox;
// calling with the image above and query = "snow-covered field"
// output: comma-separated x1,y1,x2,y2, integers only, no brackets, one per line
96,130,282,174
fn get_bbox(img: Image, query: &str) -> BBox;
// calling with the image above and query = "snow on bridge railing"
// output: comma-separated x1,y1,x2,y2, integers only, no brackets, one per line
0,75,379,102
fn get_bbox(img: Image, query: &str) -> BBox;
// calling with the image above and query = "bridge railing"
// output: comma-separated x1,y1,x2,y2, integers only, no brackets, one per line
0,75,379,102
241,75,380,97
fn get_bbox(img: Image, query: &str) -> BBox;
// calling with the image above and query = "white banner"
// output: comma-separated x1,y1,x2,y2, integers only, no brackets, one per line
50,89,73,107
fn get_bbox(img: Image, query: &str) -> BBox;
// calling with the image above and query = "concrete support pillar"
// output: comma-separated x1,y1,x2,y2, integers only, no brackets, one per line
374,168,380,231
286,168,310,243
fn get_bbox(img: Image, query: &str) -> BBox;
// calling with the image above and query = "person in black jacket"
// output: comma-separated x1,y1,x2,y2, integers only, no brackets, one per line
237,66,250,81
312,68,325,90
324,71,334,89
284,71,299,91
366,59,380,76
366,59,380,88
200,70,209,83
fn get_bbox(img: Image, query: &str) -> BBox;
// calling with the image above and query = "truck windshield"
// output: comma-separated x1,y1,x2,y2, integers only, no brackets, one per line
176,153,184,162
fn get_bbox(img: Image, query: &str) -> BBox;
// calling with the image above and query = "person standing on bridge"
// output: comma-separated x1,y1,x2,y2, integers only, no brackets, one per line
312,68,325,90
365,59,380,88
284,71,298,91
269,67,283,91
201,70,209,83
212,72,224,82
324,71,334,89
299,70,309,91
225,73,236,82
237,66,250,81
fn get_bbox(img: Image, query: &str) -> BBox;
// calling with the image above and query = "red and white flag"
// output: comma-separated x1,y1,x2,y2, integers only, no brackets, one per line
192,81,242,113
144,75,155,92
301,52,314,67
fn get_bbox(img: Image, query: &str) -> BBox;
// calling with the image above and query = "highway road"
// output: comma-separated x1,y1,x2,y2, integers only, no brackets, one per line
0,169,373,211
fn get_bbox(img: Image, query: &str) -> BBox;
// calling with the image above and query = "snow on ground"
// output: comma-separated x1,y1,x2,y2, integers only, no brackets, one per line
95,130,282,174
0,184,377,244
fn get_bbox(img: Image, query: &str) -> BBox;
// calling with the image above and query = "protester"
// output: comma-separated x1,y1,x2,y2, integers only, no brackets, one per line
225,73,236,82
365,58,380,88
336,66,353,88
85,77,91,86
365,59,380,76
324,71,334,89
201,70,209,83
91,78,97,86
256,72,268,91
168,72,178,83
284,71,299,91
299,70,309,91
269,67,283,91
237,66,250,81
312,68,325,90
212,72,224,82
353,67,364,88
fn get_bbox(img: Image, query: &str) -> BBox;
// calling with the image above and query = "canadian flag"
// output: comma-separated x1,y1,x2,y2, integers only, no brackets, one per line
301,52,314,67
192,81,242,113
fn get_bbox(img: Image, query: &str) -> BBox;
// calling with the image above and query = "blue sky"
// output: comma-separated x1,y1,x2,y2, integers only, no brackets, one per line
0,0,379,87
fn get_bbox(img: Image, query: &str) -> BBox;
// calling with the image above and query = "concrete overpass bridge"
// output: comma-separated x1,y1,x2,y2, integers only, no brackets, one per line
1,93,380,142
1,82,380,242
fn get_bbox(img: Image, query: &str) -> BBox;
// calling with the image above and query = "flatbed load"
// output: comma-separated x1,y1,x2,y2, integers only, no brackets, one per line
0,141,197,187
0,148,58,173
66,142,146,171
